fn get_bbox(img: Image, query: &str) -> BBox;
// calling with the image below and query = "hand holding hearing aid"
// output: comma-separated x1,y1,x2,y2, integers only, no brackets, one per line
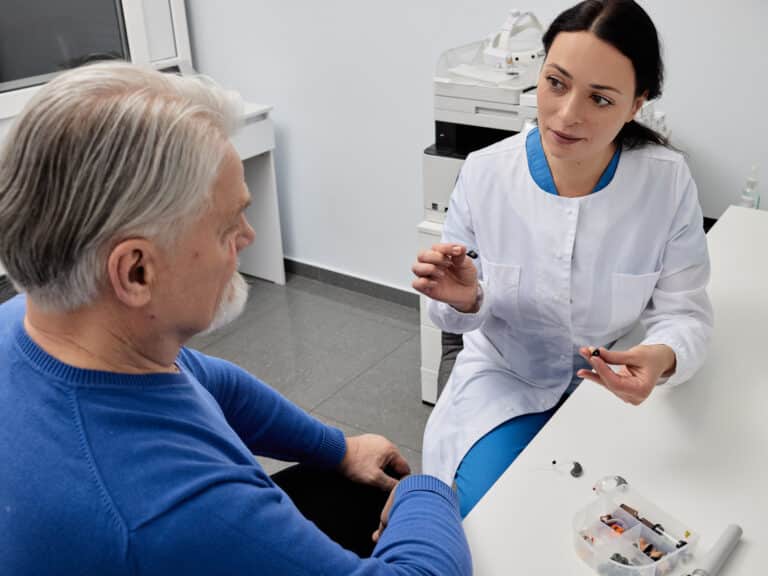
412,243,480,312
576,344,677,405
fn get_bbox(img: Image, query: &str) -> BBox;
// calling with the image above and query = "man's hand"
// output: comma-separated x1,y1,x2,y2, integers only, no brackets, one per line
577,344,677,405
338,434,411,491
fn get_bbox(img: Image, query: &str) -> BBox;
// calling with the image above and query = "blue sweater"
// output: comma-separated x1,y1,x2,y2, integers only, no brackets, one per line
0,296,471,575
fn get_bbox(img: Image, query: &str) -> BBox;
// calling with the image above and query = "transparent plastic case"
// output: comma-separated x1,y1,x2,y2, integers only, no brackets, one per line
574,481,698,576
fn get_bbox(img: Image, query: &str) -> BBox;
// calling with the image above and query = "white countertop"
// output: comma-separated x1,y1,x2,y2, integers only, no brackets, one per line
463,206,767,575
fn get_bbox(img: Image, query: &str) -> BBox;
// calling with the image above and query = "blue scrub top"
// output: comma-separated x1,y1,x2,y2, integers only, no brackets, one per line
526,126,621,195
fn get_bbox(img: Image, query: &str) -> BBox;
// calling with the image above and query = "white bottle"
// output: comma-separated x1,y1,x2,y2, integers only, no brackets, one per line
736,165,759,209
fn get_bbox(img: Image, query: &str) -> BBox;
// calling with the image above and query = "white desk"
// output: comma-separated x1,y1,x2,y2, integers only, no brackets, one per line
463,206,767,575
0,100,285,285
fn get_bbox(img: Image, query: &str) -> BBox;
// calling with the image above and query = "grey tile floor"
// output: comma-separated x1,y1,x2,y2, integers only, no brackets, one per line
187,273,432,475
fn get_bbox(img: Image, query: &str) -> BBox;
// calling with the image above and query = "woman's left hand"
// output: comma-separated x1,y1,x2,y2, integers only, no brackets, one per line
577,344,677,405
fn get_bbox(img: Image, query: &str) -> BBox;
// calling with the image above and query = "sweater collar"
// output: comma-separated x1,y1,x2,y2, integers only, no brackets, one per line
13,315,189,388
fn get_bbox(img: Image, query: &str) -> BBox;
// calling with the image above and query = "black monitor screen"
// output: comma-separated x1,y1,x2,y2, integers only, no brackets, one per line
0,0,129,93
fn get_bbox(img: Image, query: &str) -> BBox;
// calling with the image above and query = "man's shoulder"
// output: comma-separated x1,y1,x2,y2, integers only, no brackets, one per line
0,292,25,313
0,294,25,342
177,346,240,383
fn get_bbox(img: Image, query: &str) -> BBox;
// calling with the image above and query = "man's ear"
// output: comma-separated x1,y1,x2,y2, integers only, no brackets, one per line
106,239,158,308
627,91,649,123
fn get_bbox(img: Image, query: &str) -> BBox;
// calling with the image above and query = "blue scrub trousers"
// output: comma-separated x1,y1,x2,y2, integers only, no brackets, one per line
454,395,569,518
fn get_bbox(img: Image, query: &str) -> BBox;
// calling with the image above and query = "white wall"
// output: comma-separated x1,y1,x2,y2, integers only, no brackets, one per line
185,0,768,292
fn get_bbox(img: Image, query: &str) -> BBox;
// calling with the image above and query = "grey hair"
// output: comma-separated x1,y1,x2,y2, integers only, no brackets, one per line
0,61,243,311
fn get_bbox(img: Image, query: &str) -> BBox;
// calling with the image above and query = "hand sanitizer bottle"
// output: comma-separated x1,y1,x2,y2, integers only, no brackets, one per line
736,165,759,208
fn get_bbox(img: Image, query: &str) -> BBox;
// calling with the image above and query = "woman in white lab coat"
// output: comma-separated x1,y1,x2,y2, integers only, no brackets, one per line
412,0,712,518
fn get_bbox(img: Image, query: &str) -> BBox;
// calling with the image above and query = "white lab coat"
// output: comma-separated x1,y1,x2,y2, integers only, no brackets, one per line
422,130,713,484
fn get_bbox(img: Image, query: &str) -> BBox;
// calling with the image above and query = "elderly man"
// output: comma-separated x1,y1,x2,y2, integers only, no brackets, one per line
0,62,470,575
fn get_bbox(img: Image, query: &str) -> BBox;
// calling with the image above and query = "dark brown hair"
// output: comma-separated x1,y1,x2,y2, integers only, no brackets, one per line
543,0,669,149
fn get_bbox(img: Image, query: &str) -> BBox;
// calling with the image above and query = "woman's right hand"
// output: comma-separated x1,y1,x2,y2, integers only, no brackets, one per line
411,243,480,312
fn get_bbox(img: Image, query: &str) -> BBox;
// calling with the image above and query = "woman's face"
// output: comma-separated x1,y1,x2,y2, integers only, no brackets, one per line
536,31,646,163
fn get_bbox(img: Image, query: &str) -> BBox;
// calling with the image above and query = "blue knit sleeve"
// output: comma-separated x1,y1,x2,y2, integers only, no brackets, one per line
130,474,471,576
177,347,346,468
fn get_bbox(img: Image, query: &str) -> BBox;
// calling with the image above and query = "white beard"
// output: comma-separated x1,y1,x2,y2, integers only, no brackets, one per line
200,272,249,335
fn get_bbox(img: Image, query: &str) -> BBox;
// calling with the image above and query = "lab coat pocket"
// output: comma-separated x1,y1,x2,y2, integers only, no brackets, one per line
483,260,522,323
611,270,661,329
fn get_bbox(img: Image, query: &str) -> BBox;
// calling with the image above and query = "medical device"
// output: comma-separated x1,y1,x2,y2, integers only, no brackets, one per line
427,9,542,219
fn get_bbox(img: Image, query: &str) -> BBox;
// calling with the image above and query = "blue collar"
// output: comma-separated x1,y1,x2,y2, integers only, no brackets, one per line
526,127,621,195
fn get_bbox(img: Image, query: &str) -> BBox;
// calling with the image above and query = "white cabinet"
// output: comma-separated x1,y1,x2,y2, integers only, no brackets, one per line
417,151,464,404
417,221,443,404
